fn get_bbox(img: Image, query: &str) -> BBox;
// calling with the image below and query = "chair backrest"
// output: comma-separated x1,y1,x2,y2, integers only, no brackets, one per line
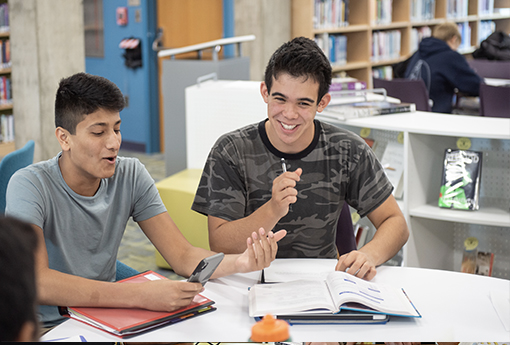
373,77,432,111
479,83,510,118
335,202,356,256
0,140,35,213
468,59,510,79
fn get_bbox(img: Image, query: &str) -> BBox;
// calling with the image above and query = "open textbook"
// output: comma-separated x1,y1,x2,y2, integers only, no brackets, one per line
249,270,421,319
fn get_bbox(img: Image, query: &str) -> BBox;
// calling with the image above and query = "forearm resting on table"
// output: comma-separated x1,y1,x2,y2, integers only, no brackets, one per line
362,213,409,266
208,203,282,254
37,267,146,309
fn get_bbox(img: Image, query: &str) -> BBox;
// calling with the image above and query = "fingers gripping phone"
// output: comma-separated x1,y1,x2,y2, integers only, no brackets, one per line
187,252,225,285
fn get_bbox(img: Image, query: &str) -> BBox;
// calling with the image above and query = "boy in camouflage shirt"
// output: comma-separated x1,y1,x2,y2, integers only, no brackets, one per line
192,37,409,280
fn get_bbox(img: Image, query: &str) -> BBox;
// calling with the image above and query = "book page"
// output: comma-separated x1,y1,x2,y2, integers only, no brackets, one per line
248,279,335,317
325,271,420,317
262,258,337,283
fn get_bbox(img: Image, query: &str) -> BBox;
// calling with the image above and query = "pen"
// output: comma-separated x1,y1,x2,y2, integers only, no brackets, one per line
281,157,287,173
280,158,292,212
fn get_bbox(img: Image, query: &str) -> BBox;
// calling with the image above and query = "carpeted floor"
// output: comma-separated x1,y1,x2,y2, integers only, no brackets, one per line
117,150,183,280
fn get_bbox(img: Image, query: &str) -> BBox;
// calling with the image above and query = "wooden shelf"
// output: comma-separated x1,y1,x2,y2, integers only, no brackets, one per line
0,140,14,156
291,0,510,86
0,102,13,111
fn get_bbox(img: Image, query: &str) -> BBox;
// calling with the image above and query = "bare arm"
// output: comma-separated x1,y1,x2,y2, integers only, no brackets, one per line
336,195,409,280
139,212,287,279
33,224,203,312
35,211,285,313
208,168,302,254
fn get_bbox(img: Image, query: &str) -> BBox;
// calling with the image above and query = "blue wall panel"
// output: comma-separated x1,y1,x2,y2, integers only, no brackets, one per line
86,0,159,153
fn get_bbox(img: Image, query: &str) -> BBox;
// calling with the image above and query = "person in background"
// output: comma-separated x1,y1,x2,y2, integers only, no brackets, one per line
0,216,39,342
5,72,286,329
192,37,409,281
404,22,482,113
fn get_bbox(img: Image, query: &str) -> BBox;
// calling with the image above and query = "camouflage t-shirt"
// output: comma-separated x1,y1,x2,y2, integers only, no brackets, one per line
192,119,393,258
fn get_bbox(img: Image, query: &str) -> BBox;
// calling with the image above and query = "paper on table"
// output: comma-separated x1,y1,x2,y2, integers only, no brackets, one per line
262,258,337,283
490,289,510,331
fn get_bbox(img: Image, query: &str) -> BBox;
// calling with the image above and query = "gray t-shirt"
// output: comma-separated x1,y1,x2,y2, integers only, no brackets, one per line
5,153,167,326
192,120,393,259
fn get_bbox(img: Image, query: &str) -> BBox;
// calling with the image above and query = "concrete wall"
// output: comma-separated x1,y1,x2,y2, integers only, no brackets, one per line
234,0,291,81
10,0,85,162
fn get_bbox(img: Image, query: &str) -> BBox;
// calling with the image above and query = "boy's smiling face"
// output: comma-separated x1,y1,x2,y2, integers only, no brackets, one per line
261,73,330,154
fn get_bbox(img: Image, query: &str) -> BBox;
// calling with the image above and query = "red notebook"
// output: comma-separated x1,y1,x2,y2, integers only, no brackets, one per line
58,270,215,338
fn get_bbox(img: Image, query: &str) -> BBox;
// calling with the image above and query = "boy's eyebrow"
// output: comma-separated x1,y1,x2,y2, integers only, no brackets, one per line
271,92,315,104
88,119,122,128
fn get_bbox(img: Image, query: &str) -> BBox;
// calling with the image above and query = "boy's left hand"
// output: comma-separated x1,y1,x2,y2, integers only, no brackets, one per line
235,227,286,273
336,250,377,280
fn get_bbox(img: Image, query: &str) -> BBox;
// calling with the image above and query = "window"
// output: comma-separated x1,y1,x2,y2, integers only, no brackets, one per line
84,0,104,58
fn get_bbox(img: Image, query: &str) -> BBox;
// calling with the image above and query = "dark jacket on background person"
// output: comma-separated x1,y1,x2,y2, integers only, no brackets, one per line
405,37,482,113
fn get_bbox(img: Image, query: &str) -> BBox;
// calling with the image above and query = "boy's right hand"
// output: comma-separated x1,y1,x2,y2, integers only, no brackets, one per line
139,280,204,312
270,167,302,218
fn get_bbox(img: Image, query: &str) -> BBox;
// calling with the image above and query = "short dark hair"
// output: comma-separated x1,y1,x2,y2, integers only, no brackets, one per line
55,72,125,134
264,36,332,103
0,216,39,341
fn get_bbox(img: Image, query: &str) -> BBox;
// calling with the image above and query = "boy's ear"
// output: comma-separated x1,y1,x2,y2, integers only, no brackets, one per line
260,82,269,103
317,93,331,112
55,127,71,151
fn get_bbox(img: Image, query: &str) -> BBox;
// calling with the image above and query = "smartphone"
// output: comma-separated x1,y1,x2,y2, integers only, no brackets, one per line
187,252,225,285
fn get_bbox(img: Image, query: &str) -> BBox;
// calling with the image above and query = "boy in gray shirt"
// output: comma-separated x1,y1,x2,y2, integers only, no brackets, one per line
6,72,285,327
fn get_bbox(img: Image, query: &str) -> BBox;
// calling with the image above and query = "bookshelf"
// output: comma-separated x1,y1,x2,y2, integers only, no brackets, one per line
291,0,510,86
0,0,12,157
317,112,510,279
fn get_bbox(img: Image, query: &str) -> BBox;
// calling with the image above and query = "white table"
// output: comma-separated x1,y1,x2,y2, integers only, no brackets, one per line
41,260,510,342
485,78,510,86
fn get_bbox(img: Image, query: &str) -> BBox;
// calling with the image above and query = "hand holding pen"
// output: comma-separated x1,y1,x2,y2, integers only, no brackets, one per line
271,158,301,217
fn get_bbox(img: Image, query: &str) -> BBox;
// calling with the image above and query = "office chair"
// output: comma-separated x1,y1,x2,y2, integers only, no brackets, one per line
479,83,510,118
373,77,432,111
468,59,510,79
335,202,356,256
0,140,35,214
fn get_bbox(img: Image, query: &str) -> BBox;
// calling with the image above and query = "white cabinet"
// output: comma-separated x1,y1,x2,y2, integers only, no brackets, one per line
318,111,510,279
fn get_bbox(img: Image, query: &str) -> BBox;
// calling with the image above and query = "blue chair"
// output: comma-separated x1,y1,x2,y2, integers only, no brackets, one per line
116,260,140,281
0,140,35,214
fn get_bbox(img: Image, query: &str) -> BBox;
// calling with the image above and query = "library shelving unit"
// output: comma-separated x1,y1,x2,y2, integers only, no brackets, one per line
0,0,12,157
316,112,510,279
291,0,510,86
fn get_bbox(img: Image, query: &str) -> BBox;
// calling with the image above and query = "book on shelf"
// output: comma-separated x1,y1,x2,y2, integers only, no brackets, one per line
58,270,216,338
410,0,436,21
380,141,405,199
438,149,482,211
354,224,370,248
329,78,367,92
249,270,421,321
371,0,393,25
315,33,347,66
475,251,495,276
371,30,401,63
0,113,13,143
321,101,416,121
313,0,349,29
